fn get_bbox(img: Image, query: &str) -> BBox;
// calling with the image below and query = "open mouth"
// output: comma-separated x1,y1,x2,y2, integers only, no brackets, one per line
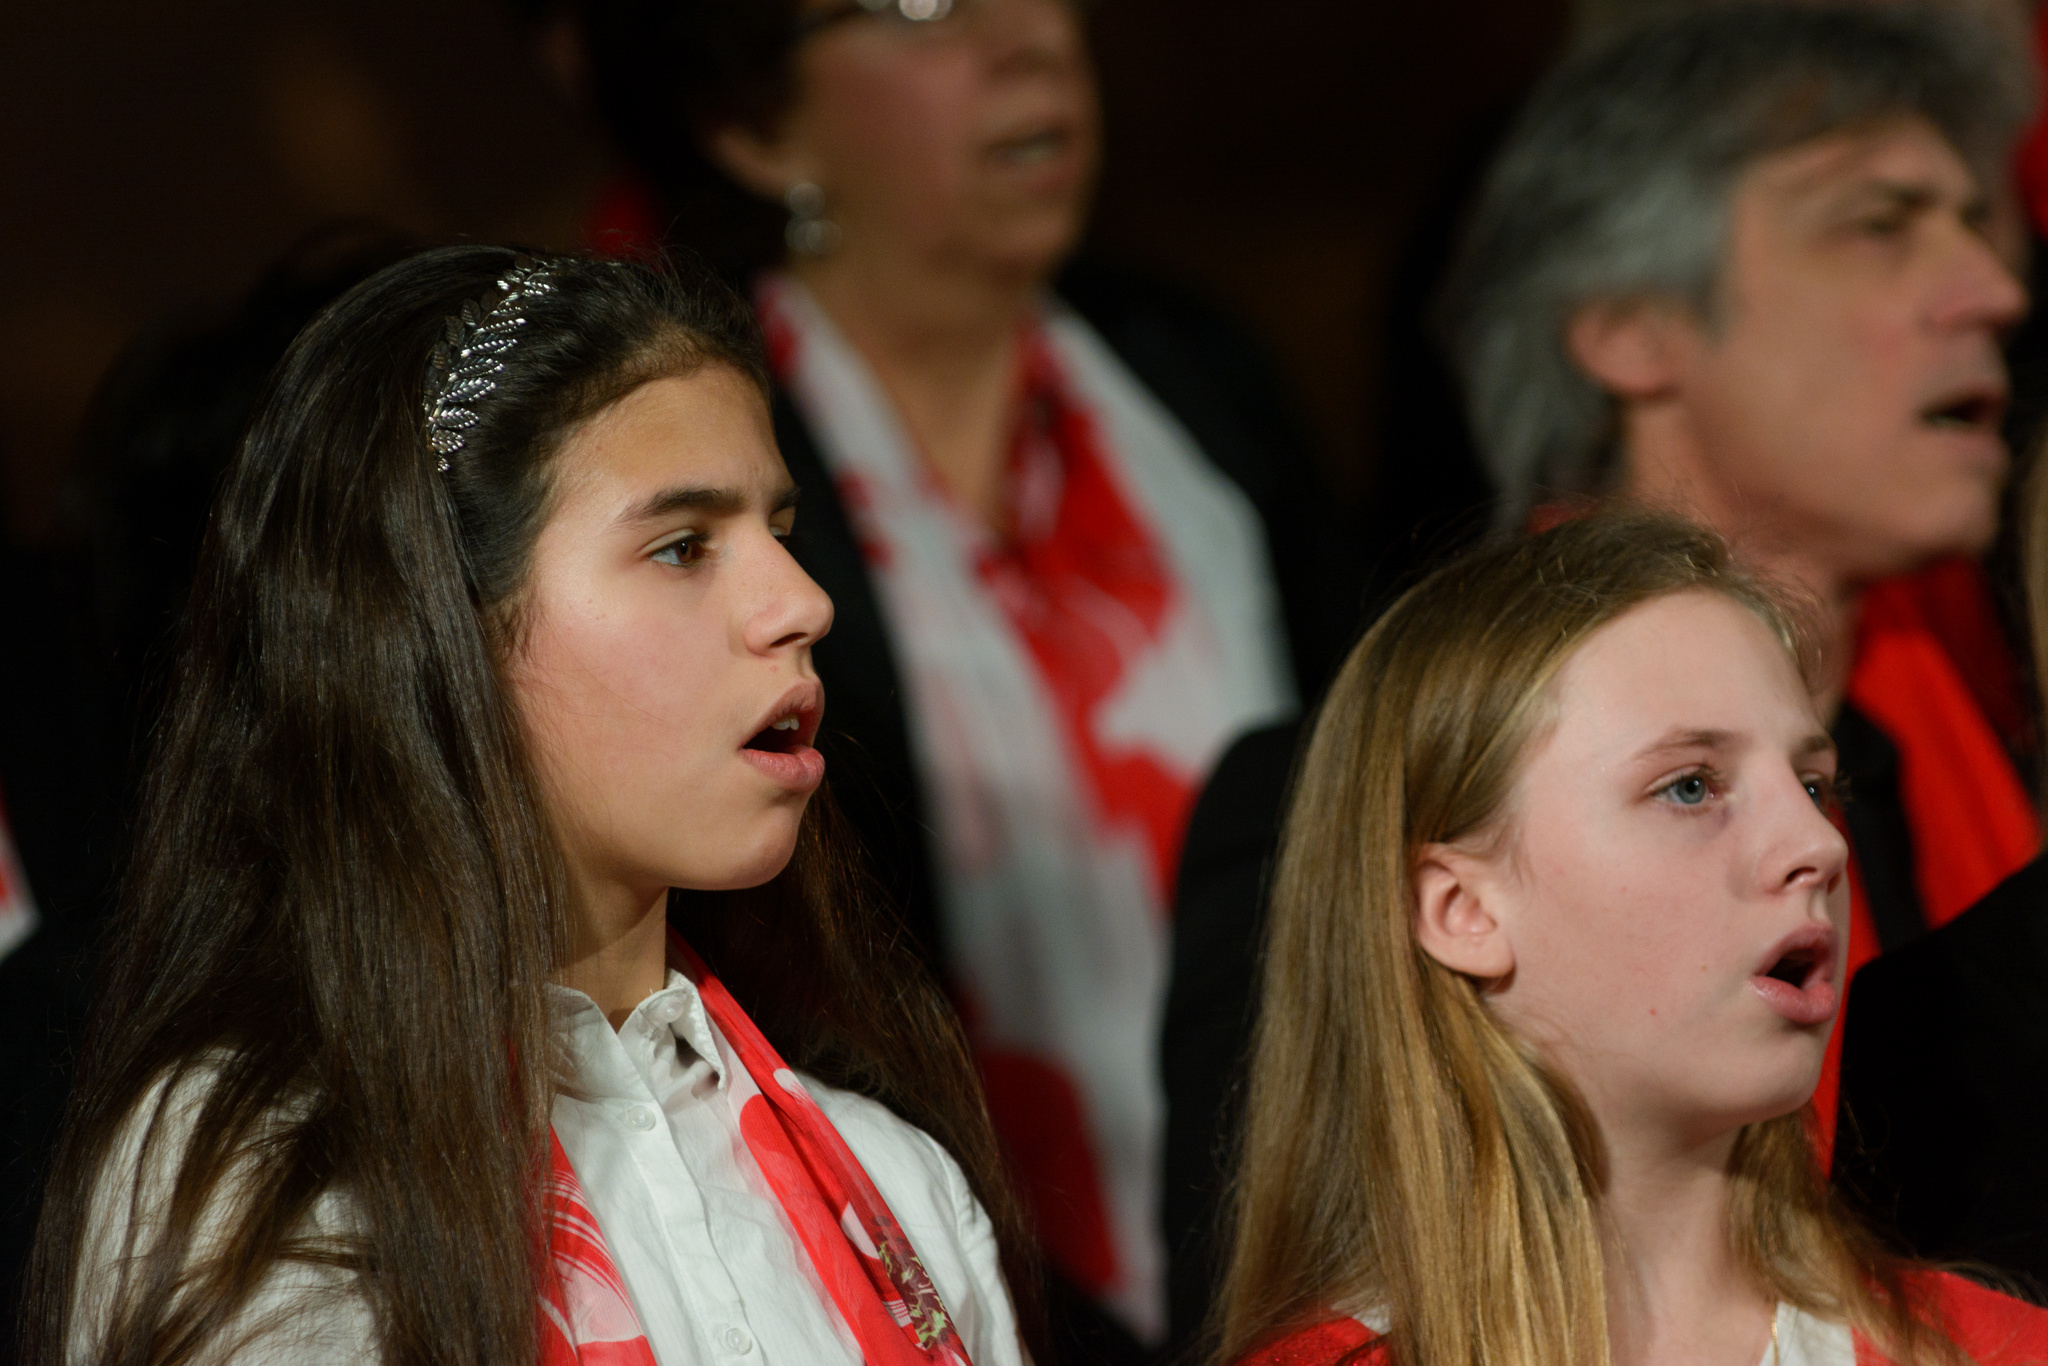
744,709,815,755
989,127,1074,168
1921,388,2006,433
1762,942,1824,988
1750,924,1838,1026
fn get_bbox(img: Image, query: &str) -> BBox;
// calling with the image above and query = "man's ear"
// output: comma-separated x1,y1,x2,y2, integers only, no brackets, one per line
1565,297,1692,401
703,120,812,203
1412,843,1516,981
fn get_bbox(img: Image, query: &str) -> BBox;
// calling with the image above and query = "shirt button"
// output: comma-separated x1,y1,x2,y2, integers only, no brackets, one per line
652,998,683,1023
721,1324,754,1355
626,1105,657,1131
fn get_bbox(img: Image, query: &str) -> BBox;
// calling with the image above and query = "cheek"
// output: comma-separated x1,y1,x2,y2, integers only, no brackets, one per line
806,55,980,212
1510,811,1726,1028
515,590,733,803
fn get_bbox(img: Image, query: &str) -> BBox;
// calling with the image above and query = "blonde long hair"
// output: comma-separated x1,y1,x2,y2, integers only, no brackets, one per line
1214,510,1963,1366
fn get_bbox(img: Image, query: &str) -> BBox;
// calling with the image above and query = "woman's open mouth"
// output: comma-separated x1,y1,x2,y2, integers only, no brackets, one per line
1749,924,1838,1027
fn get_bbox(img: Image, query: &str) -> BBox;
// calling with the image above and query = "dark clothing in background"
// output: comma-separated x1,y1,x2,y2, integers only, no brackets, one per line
1158,719,1301,1352
0,550,122,1352
1157,701,1936,1352
1835,855,2048,1300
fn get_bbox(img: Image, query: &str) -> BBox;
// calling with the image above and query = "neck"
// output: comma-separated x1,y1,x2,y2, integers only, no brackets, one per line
791,245,1040,529
1598,1123,1774,1366
1620,418,1861,714
557,876,670,1031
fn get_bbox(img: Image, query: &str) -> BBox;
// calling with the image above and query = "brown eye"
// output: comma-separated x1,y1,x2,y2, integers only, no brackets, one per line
652,534,706,567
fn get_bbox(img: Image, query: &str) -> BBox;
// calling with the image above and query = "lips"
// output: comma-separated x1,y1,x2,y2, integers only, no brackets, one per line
1918,380,2008,436
740,681,825,793
1749,922,1838,1028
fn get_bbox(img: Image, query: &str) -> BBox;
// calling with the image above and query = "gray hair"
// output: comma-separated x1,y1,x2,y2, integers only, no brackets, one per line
1441,2,2033,526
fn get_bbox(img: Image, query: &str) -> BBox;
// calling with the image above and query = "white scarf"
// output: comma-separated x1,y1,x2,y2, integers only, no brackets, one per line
761,275,1293,1341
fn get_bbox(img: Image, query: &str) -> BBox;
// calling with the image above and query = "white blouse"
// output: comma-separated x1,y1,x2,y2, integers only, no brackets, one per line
73,972,1026,1366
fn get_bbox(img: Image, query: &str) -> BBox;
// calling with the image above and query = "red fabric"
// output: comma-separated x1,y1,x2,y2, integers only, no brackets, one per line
1232,1317,1389,1366
976,334,1198,905
967,335,1199,1295
2018,3,2048,238
1812,562,2041,1160
581,172,665,261
537,934,975,1366
1231,1275,2048,1366
1856,1271,2048,1365
976,1051,1119,1291
538,1132,660,1366
0,782,20,912
760,304,1200,1299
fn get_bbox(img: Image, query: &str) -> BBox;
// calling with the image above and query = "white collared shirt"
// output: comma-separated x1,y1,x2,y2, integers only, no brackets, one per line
74,974,1026,1366
548,970,1026,1366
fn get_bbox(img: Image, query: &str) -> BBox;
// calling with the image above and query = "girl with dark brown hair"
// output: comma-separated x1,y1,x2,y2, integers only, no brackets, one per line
21,244,1038,1366
1215,512,2048,1366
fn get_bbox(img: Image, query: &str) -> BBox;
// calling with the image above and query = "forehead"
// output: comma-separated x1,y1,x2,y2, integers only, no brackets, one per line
1735,114,1978,214
549,368,782,509
1539,592,1817,757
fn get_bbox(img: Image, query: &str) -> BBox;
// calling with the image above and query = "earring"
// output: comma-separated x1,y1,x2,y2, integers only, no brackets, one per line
784,182,842,258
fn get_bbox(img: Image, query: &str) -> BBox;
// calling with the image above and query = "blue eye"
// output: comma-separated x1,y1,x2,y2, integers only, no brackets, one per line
1805,777,1833,810
652,534,705,567
1659,773,1712,807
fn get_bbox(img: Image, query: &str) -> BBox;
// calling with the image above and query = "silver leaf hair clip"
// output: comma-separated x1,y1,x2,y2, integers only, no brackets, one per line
422,254,561,472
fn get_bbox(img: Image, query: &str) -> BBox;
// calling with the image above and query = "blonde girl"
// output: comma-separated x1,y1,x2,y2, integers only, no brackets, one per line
1215,512,2048,1366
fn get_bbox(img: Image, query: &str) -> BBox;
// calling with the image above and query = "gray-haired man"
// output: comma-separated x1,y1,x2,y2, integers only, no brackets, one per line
1438,0,2035,957
1446,5,2027,594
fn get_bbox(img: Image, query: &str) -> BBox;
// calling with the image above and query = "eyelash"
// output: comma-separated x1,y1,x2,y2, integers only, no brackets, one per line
1655,767,1721,810
651,533,707,568
649,523,796,569
1653,767,1840,813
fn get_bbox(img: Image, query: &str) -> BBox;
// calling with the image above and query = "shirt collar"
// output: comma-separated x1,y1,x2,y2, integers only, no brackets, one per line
549,968,729,1092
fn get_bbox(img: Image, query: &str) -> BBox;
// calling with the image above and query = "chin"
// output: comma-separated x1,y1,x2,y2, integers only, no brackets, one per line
980,207,1089,282
680,815,806,893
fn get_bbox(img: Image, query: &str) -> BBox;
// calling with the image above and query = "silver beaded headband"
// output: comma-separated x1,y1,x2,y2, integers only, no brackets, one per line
421,254,561,472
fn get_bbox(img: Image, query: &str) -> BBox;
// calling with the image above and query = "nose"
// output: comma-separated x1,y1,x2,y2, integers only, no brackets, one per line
743,532,835,656
1934,217,2029,334
1762,773,1851,900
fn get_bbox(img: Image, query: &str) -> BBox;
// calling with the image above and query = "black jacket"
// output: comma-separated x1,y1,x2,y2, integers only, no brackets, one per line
1835,854,2048,1298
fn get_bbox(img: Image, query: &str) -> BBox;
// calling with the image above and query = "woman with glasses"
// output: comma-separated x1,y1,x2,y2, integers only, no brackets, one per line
567,1,1362,1354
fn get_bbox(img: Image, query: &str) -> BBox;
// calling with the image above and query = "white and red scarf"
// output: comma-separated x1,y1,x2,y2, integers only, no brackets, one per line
537,932,972,1366
758,275,1295,1339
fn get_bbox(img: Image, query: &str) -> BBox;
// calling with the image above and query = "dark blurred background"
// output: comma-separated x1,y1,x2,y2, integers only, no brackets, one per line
0,0,1570,549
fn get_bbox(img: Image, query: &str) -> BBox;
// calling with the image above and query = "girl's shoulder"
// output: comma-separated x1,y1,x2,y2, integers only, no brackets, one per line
1900,1270,2048,1365
1233,1317,1392,1366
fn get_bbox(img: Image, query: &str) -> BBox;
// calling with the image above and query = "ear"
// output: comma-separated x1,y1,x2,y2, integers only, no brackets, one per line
1564,298,1692,401
1412,843,1516,981
704,120,814,203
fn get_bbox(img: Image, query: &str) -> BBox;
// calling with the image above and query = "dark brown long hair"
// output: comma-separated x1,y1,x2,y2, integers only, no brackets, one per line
23,244,1041,1366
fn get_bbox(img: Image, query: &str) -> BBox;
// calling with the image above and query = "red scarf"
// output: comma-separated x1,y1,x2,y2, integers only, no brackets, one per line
1811,561,2039,1156
537,933,975,1366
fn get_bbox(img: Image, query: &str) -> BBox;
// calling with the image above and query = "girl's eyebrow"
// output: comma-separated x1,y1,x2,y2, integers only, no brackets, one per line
1632,727,1737,764
1631,726,1834,765
618,482,801,525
